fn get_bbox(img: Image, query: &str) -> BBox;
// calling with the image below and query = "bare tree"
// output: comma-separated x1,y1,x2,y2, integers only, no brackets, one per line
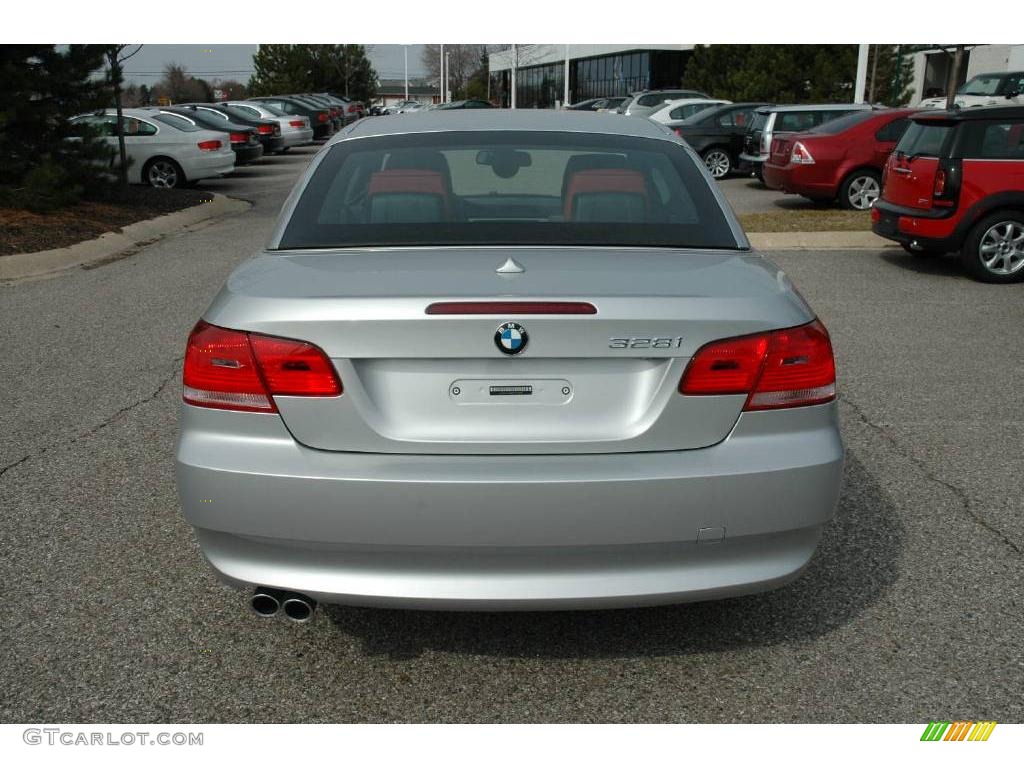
421,44,488,100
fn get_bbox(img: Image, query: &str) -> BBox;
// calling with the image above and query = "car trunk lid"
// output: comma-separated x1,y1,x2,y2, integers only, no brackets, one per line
204,248,813,455
882,120,956,211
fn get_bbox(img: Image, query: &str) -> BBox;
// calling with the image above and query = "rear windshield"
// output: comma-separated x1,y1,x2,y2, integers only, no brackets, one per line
809,111,876,134
152,112,199,132
278,131,738,250
895,121,954,157
750,111,769,131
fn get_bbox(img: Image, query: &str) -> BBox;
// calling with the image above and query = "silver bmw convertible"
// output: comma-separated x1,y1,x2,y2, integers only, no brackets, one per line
175,110,843,620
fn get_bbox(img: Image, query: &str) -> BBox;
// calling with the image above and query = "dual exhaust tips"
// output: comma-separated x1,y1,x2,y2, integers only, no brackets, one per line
251,587,317,623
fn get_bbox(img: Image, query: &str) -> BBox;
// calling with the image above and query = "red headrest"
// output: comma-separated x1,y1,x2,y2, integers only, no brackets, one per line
368,169,448,198
563,168,647,219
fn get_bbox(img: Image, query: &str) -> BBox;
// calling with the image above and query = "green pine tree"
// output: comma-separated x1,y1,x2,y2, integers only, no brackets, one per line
0,44,113,212
250,44,377,103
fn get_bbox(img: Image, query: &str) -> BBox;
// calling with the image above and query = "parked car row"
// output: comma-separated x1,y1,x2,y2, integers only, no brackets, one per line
69,99,326,188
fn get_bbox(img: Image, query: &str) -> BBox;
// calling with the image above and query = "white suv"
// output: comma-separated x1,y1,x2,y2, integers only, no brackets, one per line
918,71,1024,109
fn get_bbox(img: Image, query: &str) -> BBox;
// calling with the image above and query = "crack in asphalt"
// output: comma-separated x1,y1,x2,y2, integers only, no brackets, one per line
0,357,182,483
839,392,1022,556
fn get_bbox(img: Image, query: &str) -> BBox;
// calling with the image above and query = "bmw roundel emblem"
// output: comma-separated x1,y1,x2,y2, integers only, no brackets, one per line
495,321,528,355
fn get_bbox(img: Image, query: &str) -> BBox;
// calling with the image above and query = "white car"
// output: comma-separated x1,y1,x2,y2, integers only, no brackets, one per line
648,99,732,126
70,108,236,188
222,101,315,149
918,71,1024,109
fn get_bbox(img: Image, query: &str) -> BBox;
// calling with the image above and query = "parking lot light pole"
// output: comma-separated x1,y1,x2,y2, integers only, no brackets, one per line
439,44,444,103
563,44,570,108
854,43,869,103
404,46,409,101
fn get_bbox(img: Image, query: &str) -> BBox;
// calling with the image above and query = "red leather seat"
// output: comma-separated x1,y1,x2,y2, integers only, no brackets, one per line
563,168,648,222
367,170,450,223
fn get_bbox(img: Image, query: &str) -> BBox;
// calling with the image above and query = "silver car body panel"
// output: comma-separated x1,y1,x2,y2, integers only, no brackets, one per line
176,110,844,609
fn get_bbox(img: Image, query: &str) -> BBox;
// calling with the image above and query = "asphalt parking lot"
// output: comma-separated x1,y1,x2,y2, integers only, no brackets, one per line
1,144,1021,723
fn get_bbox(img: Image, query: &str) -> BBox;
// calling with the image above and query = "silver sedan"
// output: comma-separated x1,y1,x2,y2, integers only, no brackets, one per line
175,110,844,620
222,100,314,149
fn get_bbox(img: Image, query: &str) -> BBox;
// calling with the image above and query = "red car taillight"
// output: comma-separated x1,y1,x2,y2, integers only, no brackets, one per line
932,159,961,208
256,124,274,135
289,119,305,128
196,139,222,151
348,104,359,113
679,320,835,411
790,141,815,165
228,131,248,144
317,112,329,123
183,321,342,413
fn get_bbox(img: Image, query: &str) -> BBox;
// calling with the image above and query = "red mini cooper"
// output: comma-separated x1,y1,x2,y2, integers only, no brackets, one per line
872,106,1024,283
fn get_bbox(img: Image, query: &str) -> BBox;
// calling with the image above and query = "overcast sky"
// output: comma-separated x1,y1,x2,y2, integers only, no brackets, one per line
118,44,428,87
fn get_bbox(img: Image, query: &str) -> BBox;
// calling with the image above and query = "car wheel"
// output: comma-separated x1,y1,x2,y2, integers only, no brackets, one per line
840,170,881,210
900,243,945,258
961,211,1024,283
143,158,185,189
702,148,731,179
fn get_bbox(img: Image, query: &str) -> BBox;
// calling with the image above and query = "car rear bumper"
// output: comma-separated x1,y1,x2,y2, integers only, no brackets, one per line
232,143,264,165
762,163,836,198
871,200,960,251
180,151,236,181
282,128,314,147
259,136,285,154
176,402,844,609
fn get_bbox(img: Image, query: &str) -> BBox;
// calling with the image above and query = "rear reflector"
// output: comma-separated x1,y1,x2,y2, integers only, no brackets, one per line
197,139,222,151
680,320,835,410
426,301,597,315
257,124,274,134
183,321,341,413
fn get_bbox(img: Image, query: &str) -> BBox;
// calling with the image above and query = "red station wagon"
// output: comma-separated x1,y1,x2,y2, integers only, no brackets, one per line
763,109,917,209
872,106,1024,283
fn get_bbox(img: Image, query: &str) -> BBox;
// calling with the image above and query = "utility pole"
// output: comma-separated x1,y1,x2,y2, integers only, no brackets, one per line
439,44,445,103
854,43,869,103
946,45,965,110
445,51,451,101
404,46,409,101
511,44,517,109
563,44,570,108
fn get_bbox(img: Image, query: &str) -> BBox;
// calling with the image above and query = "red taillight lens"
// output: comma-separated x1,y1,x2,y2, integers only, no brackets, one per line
680,320,835,410
289,119,305,128
790,141,814,165
348,104,358,112
248,334,343,397
257,124,273,134
679,333,770,395
425,301,597,315
228,131,247,143
673,127,682,136
933,167,947,197
317,112,329,123
197,139,221,151
183,321,341,413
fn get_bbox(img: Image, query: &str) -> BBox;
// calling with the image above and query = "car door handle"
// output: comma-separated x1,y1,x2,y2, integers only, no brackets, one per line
891,167,912,175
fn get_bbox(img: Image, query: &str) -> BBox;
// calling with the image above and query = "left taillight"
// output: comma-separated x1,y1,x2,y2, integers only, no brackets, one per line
228,131,248,144
256,124,274,134
197,139,221,151
679,320,835,411
183,321,342,413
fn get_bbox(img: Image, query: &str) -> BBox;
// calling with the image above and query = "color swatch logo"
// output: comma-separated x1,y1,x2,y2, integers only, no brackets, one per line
921,721,997,741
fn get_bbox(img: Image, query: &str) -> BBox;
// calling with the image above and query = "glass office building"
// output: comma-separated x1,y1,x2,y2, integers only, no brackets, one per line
492,47,693,108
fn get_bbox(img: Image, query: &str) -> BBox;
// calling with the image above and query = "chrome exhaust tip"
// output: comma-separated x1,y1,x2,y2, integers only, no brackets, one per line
281,593,317,623
251,587,284,617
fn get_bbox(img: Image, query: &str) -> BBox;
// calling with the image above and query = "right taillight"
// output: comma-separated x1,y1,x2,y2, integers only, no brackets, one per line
317,112,329,123
289,119,305,128
680,320,835,411
790,141,815,165
932,158,961,208
183,321,342,413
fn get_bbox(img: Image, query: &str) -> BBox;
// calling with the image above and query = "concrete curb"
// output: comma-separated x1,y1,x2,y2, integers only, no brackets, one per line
748,231,898,251
0,194,251,282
